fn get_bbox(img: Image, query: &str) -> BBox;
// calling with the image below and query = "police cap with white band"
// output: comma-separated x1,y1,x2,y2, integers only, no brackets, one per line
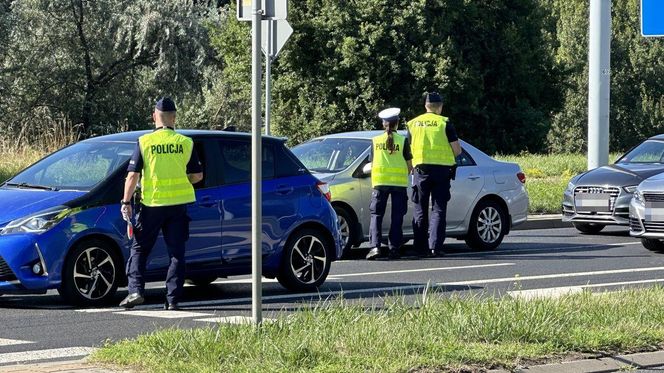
378,107,401,123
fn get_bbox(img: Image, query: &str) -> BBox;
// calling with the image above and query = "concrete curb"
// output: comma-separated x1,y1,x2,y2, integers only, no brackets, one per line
0,359,131,373
489,350,664,373
514,214,571,231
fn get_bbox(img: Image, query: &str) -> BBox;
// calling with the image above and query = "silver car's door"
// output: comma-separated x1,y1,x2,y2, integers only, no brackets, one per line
447,151,485,228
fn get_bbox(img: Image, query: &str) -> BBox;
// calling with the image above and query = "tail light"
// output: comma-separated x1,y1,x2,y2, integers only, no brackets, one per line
517,172,526,184
317,181,332,201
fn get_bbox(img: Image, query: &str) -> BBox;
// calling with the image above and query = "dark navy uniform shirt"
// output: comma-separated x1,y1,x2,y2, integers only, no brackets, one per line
127,127,202,174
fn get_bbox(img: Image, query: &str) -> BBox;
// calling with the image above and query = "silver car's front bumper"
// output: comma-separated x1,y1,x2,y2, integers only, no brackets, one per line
629,193,664,238
562,185,631,226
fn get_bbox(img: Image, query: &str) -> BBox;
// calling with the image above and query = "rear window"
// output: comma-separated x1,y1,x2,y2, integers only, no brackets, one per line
291,138,370,173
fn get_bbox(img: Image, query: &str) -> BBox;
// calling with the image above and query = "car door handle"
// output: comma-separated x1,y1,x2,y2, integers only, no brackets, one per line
276,185,294,195
468,175,481,180
198,196,217,208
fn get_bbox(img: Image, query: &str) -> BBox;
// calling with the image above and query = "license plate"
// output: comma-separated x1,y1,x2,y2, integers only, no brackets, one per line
575,193,610,212
646,202,664,221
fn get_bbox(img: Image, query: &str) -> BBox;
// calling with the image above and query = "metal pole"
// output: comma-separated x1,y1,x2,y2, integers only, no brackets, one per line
265,21,272,136
588,0,611,170
251,0,263,325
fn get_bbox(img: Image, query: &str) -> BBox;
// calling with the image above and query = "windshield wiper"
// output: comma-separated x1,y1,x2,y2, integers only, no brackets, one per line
5,182,59,191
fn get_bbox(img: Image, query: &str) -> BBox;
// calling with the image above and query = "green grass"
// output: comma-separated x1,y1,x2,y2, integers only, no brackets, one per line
93,287,664,373
495,153,622,214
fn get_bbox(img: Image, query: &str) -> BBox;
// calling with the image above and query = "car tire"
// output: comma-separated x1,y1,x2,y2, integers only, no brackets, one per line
573,222,605,234
465,200,507,251
334,206,357,257
185,276,217,287
277,228,332,291
58,238,123,306
641,238,664,253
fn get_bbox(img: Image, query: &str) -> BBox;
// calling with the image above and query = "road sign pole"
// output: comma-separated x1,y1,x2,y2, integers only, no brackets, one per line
588,0,611,170
251,0,263,325
265,21,273,136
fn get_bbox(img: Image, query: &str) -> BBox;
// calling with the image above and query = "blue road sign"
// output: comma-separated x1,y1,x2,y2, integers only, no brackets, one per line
642,0,664,37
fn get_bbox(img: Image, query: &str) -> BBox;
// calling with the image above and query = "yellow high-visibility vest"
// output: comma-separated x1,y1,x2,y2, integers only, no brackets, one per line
406,112,456,167
371,132,408,188
138,129,196,207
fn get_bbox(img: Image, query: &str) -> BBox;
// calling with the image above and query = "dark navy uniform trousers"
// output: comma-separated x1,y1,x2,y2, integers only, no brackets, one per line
126,204,190,304
370,187,408,250
412,165,451,252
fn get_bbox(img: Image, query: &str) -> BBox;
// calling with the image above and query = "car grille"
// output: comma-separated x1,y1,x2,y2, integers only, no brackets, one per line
644,221,664,233
630,217,643,232
0,256,16,282
574,186,620,215
644,193,664,203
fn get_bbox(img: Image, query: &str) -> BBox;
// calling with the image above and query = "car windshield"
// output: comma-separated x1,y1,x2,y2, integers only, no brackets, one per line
5,141,135,191
291,138,370,173
617,140,664,164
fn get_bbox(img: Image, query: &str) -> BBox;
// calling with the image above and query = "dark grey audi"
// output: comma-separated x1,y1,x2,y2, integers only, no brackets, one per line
562,134,664,234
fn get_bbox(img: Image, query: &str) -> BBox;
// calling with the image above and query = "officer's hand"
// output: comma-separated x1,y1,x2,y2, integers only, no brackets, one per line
121,204,133,222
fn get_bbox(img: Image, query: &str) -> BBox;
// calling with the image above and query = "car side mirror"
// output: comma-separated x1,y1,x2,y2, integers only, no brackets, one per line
362,163,372,176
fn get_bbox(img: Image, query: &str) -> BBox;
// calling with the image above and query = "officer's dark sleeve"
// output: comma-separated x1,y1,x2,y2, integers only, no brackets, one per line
186,148,203,174
446,122,459,142
126,142,143,173
403,138,413,161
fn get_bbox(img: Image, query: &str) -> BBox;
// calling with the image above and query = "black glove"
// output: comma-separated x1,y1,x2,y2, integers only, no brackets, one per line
450,165,458,181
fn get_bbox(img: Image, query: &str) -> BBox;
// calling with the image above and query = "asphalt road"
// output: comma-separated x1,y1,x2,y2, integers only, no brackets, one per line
1,226,663,366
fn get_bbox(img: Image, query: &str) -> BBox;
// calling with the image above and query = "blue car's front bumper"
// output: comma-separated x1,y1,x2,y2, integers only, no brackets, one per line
0,234,50,293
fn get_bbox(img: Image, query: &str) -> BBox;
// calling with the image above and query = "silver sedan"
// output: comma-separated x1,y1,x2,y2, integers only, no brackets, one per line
291,131,528,253
630,172,664,252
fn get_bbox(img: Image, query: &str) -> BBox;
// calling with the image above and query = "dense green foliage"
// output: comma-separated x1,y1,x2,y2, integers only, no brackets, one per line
94,287,664,372
0,1,662,153
545,0,664,152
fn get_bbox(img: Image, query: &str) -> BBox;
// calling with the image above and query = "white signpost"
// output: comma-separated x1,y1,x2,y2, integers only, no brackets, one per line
237,0,291,325
263,19,293,135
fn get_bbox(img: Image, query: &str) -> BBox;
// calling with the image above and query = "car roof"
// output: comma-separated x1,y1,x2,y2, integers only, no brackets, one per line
82,129,286,143
649,134,664,141
304,130,468,145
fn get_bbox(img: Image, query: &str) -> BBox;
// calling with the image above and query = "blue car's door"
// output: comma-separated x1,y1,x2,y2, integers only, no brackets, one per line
146,139,223,272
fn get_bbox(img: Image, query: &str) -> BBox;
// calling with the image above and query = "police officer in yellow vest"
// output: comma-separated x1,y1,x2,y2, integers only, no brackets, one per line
119,98,203,310
407,92,462,258
366,108,414,260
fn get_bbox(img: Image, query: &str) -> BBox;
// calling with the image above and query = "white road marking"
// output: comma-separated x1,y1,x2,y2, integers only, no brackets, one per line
508,286,584,300
75,308,119,313
444,266,664,286
0,347,96,365
114,310,213,319
194,316,275,324
333,263,515,278
508,278,664,300
0,339,32,347
444,241,641,257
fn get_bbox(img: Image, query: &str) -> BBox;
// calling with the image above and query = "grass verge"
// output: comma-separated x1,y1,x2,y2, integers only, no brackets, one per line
495,153,622,214
93,287,664,373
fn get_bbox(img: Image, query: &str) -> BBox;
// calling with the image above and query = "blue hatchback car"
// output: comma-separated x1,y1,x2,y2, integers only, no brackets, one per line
0,130,342,306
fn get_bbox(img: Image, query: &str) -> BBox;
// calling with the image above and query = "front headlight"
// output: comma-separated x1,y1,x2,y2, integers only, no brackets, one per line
624,185,637,193
634,191,645,206
0,207,70,235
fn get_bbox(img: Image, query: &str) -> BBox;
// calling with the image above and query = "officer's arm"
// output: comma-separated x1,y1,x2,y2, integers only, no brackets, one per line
407,160,413,174
450,141,462,157
123,172,140,202
188,172,203,184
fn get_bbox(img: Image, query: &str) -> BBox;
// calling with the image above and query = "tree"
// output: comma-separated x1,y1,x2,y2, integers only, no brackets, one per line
2,0,216,138
207,0,561,153
546,0,664,153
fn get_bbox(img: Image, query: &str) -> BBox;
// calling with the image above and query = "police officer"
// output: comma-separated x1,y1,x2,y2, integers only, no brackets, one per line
119,97,203,310
366,108,413,260
407,92,462,258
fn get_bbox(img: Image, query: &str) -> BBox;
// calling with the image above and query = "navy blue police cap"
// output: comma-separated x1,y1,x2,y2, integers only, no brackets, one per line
425,92,443,103
155,97,177,112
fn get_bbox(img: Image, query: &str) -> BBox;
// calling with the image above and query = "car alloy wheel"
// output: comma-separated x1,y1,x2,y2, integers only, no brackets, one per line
338,214,350,250
465,200,507,251
477,206,502,244
59,238,122,306
72,246,116,300
278,228,332,291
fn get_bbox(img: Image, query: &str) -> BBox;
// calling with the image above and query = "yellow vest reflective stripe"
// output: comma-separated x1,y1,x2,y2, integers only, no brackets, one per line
406,112,456,167
138,130,196,207
371,133,408,188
